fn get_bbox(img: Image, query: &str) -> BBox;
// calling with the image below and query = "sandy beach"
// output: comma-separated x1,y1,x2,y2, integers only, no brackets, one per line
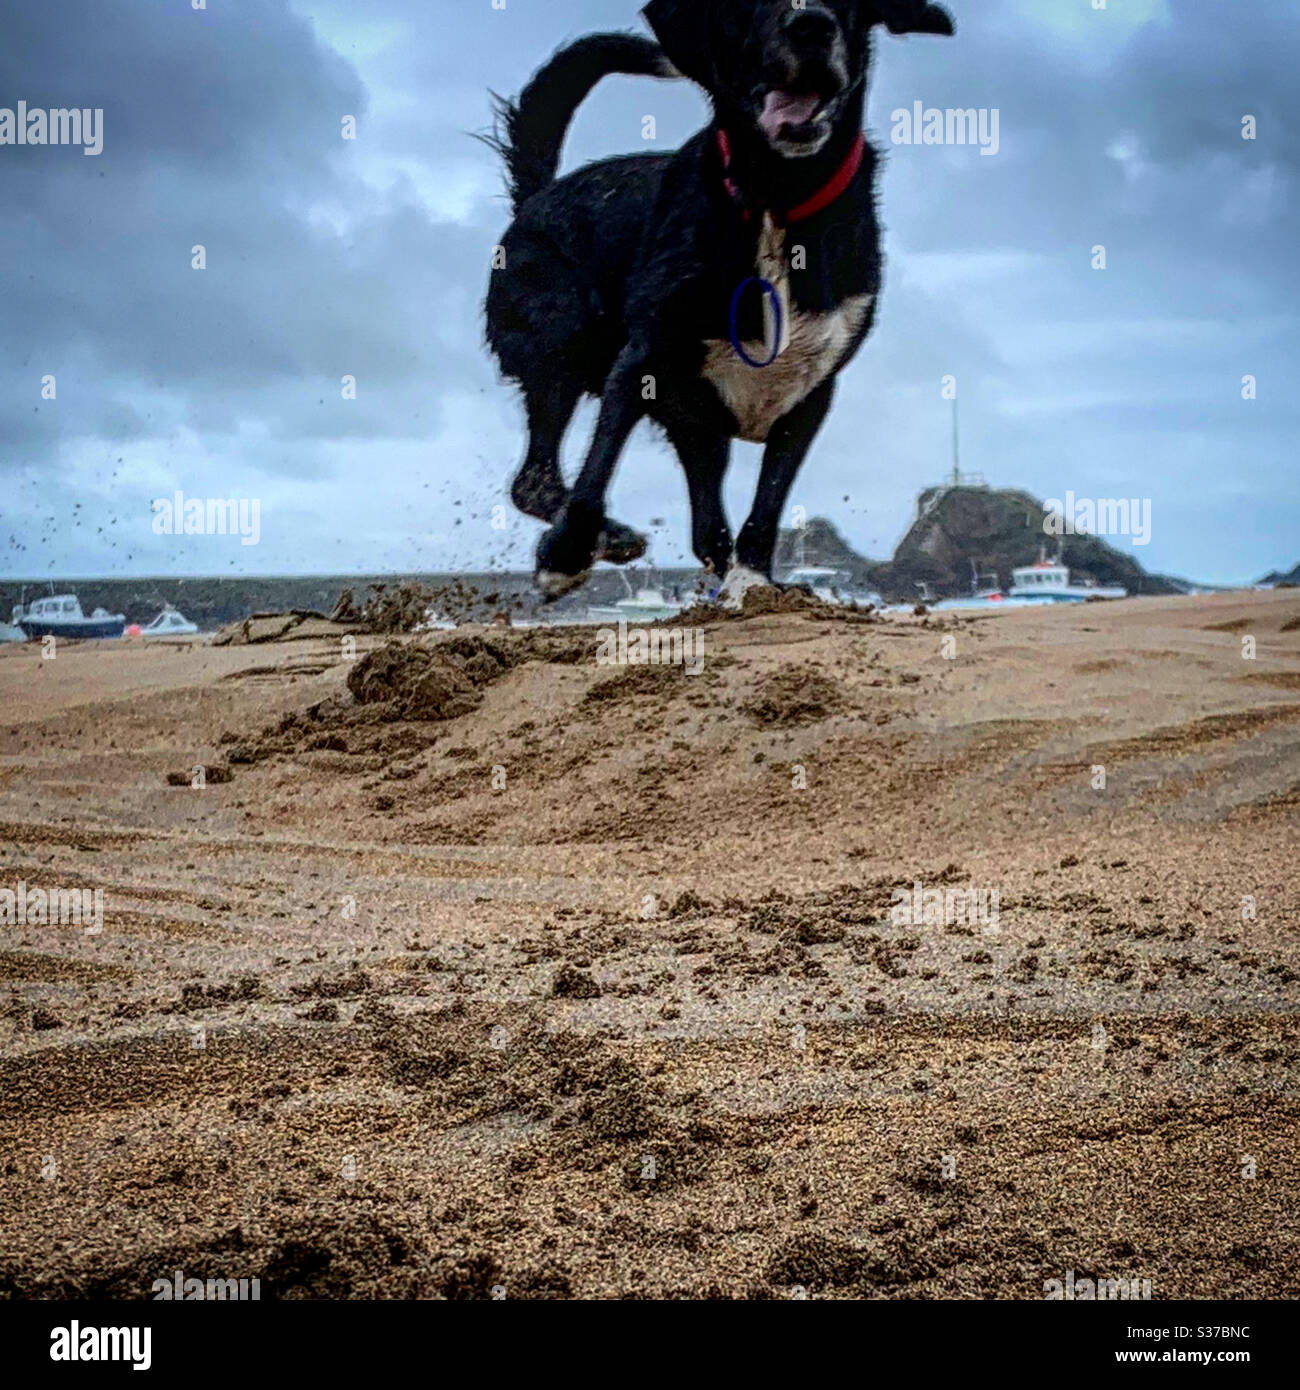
1,588,1297,1299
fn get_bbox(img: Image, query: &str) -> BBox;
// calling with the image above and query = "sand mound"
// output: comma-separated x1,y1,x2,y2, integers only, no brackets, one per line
347,641,494,720
224,628,593,763
346,632,591,721
743,666,845,725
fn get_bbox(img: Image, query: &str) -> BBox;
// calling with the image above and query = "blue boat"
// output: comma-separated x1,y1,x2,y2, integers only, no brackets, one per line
13,593,126,640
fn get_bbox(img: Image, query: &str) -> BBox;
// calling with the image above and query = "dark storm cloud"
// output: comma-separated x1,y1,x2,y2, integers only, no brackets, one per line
0,0,486,467
1,0,1295,581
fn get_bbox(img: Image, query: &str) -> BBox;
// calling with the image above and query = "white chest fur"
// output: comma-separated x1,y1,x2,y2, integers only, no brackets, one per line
701,221,872,443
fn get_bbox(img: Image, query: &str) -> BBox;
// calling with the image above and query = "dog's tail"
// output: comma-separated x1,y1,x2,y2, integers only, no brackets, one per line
489,33,677,213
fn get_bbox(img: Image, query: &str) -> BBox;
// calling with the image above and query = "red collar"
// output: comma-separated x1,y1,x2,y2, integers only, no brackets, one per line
716,128,866,225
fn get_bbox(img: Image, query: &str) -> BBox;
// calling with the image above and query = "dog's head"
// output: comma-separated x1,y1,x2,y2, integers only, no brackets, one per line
643,0,954,157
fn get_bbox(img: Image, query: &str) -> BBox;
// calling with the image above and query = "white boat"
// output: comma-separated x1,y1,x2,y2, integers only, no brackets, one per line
931,560,1040,611
781,564,883,608
588,578,685,624
13,593,126,640
931,592,1049,612
139,606,200,639
413,610,457,632
1008,560,1127,602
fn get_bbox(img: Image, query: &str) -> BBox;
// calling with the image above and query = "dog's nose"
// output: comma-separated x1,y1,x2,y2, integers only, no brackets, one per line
783,7,837,48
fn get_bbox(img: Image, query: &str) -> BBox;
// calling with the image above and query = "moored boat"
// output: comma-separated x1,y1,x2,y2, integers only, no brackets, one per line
13,593,126,640
780,564,883,608
588,571,685,624
139,606,200,639
1007,560,1127,602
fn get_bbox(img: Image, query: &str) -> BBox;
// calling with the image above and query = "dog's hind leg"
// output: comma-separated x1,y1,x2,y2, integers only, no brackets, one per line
667,423,732,581
536,344,648,597
510,377,581,523
511,377,648,566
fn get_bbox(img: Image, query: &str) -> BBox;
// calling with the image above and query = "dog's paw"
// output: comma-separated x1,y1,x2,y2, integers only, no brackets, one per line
716,563,772,611
535,508,600,599
596,519,648,566
536,567,590,601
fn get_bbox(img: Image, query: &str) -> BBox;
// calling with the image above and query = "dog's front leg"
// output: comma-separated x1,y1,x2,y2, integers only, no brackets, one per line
723,378,836,605
666,421,732,580
535,343,647,598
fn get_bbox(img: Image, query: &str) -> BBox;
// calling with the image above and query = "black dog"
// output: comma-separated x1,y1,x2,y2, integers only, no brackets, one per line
485,1,954,603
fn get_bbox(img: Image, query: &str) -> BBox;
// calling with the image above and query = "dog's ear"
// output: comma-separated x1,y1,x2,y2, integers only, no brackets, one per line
866,1,956,36
642,0,715,87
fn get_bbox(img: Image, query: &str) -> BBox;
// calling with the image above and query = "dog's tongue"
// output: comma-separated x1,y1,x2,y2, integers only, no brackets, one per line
759,89,821,137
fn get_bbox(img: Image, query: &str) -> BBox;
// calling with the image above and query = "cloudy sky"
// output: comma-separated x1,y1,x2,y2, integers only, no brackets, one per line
2,0,1295,584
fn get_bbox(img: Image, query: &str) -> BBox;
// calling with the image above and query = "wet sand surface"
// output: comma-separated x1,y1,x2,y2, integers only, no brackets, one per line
0,589,1297,1299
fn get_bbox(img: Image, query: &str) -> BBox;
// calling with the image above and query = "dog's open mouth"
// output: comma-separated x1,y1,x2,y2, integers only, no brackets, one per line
755,78,841,150
758,89,823,137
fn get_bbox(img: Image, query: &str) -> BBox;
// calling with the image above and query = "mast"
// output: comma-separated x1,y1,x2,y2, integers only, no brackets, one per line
951,396,960,486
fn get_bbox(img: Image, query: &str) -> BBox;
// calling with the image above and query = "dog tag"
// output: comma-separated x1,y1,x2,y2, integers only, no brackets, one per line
757,212,791,359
